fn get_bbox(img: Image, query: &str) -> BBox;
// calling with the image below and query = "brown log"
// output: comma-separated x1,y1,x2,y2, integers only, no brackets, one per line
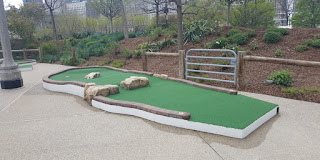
23,48,27,60
72,47,76,65
236,53,244,90
39,48,42,62
142,50,147,71
178,50,185,79
145,52,179,57
243,56,320,67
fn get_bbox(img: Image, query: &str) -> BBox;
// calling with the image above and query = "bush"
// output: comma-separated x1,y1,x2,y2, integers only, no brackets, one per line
123,48,133,59
40,41,60,63
60,56,85,66
211,38,228,48
305,39,314,46
281,88,300,96
227,29,241,37
149,27,163,41
266,28,289,35
275,48,282,57
268,70,293,87
310,39,320,48
183,20,212,42
249,38,258,50
104,41,120,55
296,45,308,52
228,33,248,45
128,32,137,38
194,36,201,43
264,32,281,43
112,61,123,68
314,33,320,39
246,29,256,38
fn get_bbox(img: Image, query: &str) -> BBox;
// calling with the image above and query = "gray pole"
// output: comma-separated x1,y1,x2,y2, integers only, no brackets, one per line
0,0,23,89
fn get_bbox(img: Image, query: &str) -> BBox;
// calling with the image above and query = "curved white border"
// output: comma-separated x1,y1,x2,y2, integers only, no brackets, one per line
43,81,278,139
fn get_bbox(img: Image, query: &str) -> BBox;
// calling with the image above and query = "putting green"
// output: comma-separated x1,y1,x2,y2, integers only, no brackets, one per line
18,65,32,69
50,68,278,129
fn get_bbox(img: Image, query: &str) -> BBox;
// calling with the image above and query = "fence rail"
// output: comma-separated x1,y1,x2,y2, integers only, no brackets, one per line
142,50,185,79
0,48,42,61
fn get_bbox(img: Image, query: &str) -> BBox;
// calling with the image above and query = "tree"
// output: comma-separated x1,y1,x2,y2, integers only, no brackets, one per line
291,0,320,28
140,0,166,27
277,0,295,26
44,0,63,40
231,0,275,27
56,14,83,38
224,0,237,26
119,0,128,39
6,3,45,43
89,0,121,33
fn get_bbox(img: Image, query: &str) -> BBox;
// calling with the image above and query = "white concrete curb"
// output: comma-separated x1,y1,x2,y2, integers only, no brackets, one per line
43,81,279,139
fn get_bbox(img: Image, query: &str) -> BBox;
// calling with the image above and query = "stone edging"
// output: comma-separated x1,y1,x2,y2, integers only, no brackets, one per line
42,66,237,120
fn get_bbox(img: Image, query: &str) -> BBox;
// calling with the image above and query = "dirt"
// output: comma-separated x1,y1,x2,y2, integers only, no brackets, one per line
80,27,320,103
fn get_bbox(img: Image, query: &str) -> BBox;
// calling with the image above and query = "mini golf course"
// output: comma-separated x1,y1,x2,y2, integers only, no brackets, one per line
43,67,279,139
0,59,36,71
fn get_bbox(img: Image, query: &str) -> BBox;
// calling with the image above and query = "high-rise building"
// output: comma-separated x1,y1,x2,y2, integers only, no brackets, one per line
23,0,43,4
65,1,100,18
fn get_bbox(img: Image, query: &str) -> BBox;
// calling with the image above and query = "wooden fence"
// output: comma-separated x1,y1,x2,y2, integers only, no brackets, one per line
142,50,186,79
0,48,42,61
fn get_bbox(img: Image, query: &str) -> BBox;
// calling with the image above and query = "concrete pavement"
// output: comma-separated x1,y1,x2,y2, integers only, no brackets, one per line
0,63,319,160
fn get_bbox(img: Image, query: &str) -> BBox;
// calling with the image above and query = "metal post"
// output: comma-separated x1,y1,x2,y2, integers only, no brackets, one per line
0,0,23,89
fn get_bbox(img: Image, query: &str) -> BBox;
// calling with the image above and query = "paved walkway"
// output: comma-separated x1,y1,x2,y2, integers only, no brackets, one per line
0,63,319,160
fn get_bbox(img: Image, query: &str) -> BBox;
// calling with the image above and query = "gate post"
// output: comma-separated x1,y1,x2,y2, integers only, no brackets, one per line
142,50,147,71
39,48,42,62
71,47,76,65
23,48,27,60
178,50,185,79
236,52,244,90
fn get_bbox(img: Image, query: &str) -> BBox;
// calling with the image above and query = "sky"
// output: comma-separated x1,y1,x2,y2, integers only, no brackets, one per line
4,0,24,8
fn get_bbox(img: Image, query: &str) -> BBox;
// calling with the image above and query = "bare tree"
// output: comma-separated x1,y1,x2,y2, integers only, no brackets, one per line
224,0,237,26
140,0,166,27
277,0,295,26
120,0,128,39
44,0,62,40
89,0,121,33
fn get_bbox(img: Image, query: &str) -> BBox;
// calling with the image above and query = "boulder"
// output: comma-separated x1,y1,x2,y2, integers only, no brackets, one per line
120,76,149,90
153,74,168,79
84,84,119,105
84,72,100,79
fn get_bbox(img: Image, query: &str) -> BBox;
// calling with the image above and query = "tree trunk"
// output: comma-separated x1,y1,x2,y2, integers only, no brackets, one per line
227,3,231,26
156,3,159,27
176,0,183,50
49,9,57,40
120,0,128,39
110,18,114,33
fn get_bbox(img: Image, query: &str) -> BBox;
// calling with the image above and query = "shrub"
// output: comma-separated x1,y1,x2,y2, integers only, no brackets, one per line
160,38,177,48
183,20,212,42
275,48,282,57
212,38,228,48
128,32,137,38
249,38,258,50
310,39,320,48
246,29,256,38
296,45,308,52
194,36,201,43
228,33,248,45
40,41,60,63
305,39,314,46
268,70,293,87
281,88,300,96
227,29,241,37
264,32,281,43
111,61,123,68
123,48,133,59
136,28,151,37
149,27,163,41
60,56,85,66
303,88,319,92
266,28,289,35
314,33,320,39
104,41,120,55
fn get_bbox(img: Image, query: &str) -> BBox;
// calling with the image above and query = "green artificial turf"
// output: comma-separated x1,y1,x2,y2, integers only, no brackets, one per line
50,68,278,129
18,65,32,69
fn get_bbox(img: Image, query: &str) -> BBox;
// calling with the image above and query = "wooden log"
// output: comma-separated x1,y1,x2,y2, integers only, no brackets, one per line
23,48,27,60
0,49,39,52
72,47,76,65
178,50,185,79
142,50,147,71
243,55,320,67
145,52,180,57
39,48,42,62
236,53,244,90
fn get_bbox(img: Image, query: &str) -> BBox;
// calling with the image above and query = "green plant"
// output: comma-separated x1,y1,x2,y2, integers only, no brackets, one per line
310,39,320,48
104,41,120,55
111,61,123,68
104,59,112,65
266,28,289,35
40,41,60,63
227,29,241,37
133,50,142,58
183,20,212,43
228,33,248,45
275,48,282,57
268,70,293,87
302,88,319,92
188,65,200,70
211,37,228,48
296,45,309,52
305,39,314,46
249,38,258,50
281,88,300,95
315,33,320,39
264,31,281,43
98,62,104,66
123,48,133,59
194,36,201,43
160,38,177,48
246,29,256,38
60,55,85,66
149,27,163,41
128,32,137,38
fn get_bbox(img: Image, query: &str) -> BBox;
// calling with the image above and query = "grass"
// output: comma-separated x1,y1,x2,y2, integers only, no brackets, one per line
49,68,278,129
